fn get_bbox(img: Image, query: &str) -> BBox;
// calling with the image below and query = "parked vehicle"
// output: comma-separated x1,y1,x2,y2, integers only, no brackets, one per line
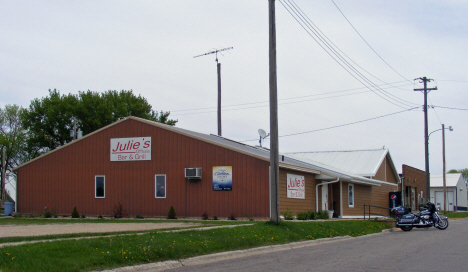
393,202,448,231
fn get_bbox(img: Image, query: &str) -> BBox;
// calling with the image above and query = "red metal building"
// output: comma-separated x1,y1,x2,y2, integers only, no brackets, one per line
14,116,397,218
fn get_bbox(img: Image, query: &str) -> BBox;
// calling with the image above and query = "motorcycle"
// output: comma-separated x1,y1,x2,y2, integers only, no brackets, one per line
392,202,449,231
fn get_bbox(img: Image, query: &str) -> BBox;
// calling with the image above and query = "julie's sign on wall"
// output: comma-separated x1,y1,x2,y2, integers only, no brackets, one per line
110,137,151,161
287,174,305,199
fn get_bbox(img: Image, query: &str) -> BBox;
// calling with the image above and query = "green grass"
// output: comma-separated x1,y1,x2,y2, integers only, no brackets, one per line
0,220,391,272
444,211,468,218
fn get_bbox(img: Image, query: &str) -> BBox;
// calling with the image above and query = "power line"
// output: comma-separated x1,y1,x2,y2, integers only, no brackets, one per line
239,107,418,142
433,105,468,111
286,0,418,108
171,81,412,114
279,0,416,109
171,82,414,116
438,80,468,83
428,97,442,125
330,0,411,83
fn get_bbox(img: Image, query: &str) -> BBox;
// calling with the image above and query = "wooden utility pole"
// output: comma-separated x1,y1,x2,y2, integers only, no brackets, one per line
194,47,233,136
442,124,447,213
269,0,280,223
1,147,5,201
217,62,222,136
414,77,437,202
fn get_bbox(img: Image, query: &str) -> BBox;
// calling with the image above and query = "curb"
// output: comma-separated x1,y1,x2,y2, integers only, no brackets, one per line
96,230,393,272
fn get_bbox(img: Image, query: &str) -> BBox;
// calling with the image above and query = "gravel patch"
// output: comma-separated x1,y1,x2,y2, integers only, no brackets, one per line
0,222,203,238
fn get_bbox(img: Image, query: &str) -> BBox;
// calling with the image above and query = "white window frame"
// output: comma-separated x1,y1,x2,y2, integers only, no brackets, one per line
95,175,105,198
155,174,166,198
348,184,354,208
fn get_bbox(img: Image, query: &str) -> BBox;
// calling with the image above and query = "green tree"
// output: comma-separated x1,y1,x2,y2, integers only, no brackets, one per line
22,89,177,156
0,104,33,199
448,168,468,180
22,90,78,152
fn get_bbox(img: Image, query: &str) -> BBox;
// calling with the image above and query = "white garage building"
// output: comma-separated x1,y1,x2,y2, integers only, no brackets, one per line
430,173,467,211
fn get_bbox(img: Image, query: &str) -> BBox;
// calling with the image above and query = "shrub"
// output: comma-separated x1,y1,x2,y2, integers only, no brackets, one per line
228,213,237,220
307,211,318,220
71,207,80,218
201,212,209,220
112,202,125,218
167,206,177,219
98,215,103,219
317,210,329,219
281,208,294,220
245,213,254,221
43,211,53,218
296,212,308,220
80,214,86,219
135,213,144,219
212,215,218,220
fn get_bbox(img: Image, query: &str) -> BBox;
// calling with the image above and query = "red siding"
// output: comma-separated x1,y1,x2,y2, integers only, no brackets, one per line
16,119,270,218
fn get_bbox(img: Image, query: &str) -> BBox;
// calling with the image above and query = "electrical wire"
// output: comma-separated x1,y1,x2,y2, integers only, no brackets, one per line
171,82,413,116
284,0,418,108
239,107,419,142
330,0,412,83
432,106,468,111
279,0,417,109
428,97,443,125
171,81,412,114
286,0,416,107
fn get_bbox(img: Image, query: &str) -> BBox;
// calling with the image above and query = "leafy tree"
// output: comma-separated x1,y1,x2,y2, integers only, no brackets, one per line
22,90,78,152
448,168,468,180
0,104,34,199
22,89,177,156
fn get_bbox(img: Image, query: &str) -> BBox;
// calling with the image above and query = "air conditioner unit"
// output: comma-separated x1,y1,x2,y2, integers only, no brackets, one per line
185,168,202,179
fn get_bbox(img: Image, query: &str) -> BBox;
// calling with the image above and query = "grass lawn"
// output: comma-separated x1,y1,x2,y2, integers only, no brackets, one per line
444,211,468,218
0,220,391,272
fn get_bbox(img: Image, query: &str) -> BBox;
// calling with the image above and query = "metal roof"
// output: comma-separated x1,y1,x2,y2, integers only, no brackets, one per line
285,149,398,179
430,173,464,187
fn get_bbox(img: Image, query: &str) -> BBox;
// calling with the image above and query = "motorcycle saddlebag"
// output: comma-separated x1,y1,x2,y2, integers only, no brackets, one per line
399,214,415,224
393,206,411,215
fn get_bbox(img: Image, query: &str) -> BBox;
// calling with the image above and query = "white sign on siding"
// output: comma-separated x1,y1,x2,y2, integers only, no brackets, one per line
110,137,151,161
287,174,305,199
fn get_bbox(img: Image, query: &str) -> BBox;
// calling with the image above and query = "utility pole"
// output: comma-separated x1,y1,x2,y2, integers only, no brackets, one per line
442,124,447,213
269,0,280,223
414,77,437,203
217,62,222,136
194,47,233,136
2,147,5,201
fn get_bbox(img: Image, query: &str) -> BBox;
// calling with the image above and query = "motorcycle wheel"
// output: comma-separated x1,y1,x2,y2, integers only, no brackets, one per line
400,226,413,231
437,218,449,230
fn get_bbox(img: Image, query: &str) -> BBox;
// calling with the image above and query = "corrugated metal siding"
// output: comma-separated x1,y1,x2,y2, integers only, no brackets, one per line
17,119,270,218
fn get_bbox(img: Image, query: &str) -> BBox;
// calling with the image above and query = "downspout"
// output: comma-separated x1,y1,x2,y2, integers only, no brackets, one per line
316,177,339,212
339,180,343,218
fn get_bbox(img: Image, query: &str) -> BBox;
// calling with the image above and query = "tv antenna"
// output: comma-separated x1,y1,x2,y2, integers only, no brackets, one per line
194,47,233,136
258,129,270,147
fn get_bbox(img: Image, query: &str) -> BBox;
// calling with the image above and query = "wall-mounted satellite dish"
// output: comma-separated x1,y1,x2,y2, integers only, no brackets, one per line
258,129,270,147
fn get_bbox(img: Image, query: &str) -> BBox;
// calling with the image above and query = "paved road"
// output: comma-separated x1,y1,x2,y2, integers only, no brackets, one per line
165,220,468,272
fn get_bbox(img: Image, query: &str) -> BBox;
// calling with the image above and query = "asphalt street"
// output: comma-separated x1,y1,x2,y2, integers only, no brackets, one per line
163,219,468,272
